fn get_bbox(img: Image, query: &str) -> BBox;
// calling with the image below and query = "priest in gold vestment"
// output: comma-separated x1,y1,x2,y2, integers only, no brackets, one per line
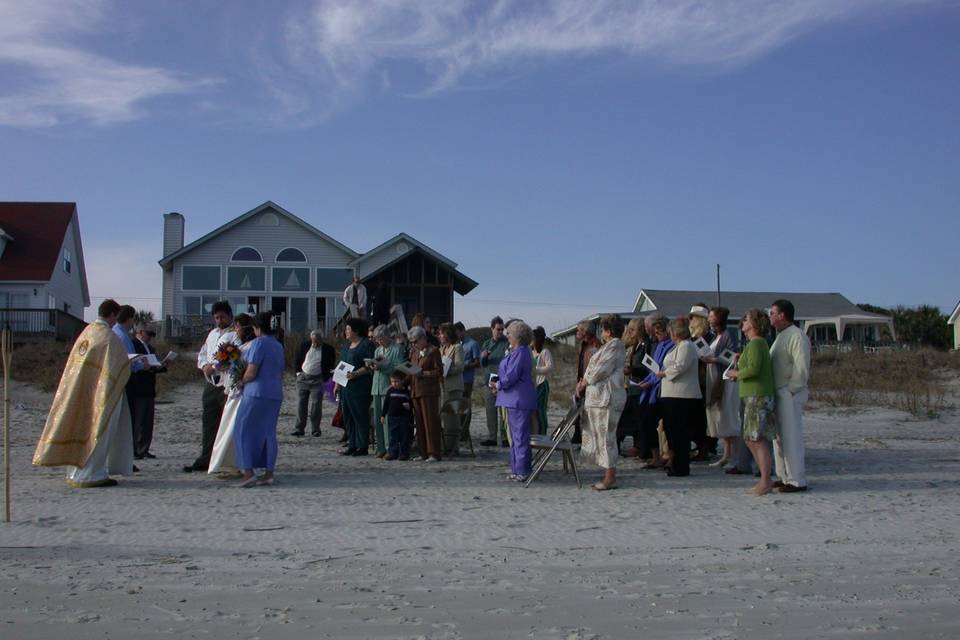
33,299,136,487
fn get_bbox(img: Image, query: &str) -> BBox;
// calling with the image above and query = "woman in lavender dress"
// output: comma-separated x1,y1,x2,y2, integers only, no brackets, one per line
494,321,537,481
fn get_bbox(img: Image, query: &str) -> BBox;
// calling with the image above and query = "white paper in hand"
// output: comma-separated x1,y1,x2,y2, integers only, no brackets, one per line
144,353,162,368
722,360,737,381
641,354,660,374
693,336,712,358
717,348,736,366
332,361,354,386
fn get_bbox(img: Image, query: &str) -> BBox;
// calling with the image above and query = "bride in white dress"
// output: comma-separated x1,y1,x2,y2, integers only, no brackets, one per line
208,315,256,475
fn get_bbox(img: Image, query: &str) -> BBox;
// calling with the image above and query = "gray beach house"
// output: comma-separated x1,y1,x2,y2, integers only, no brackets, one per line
159,201,477,340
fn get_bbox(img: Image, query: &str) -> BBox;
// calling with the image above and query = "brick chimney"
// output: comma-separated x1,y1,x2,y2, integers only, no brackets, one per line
162,212,184,257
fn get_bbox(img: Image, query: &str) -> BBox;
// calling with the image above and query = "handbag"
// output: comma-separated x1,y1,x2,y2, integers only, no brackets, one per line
332,405,344,429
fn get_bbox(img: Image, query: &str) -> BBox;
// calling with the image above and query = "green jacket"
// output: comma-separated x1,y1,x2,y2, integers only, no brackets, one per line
737,337,775,398
372,343,406,395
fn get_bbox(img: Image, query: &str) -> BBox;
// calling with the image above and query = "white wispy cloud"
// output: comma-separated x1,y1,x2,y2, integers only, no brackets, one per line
0,0,212,128
273,0,933,120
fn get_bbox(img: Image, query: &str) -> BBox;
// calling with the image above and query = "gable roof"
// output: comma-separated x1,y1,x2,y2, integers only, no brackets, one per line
352,232,479,295
633,289,889,320
158,201,359,267
949,300,960,325
0,201,78,283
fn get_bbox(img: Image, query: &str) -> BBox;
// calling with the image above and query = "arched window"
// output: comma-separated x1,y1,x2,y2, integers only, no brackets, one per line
259,212,279,226
276,247,307,262
231,247,262,261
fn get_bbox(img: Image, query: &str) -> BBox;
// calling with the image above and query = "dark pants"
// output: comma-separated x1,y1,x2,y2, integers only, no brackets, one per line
343,390,371,452
616,396,643,452
638,402,661,456
661,397,697,475
412,395,442,459
194,382,226,469
131,395,156,457
387,415,411,458
294,376,323,434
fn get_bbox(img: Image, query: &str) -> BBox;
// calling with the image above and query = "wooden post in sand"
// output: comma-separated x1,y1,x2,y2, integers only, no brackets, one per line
2,329,11,523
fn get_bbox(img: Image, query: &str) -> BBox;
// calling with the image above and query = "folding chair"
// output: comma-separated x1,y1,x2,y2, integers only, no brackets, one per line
441,397,475,457
524,402,584,488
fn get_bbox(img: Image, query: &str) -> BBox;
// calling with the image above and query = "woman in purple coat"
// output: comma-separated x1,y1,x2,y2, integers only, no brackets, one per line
494,321,538,481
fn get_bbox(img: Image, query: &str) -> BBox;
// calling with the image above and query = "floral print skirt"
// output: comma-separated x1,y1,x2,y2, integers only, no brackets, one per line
742,396,778,442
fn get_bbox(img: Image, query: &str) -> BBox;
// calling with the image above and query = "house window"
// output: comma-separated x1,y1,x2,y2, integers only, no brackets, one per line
183,295,223,316
63,302,70,314
182,266,221,290
272,267,310,292
316,268,353,292
276,247,307,262
48,294,56,310
227,266,266,291
231,247,263,261
63,248,72,274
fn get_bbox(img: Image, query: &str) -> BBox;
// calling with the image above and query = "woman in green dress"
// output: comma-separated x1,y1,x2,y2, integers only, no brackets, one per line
339,317,377,456
726,308,778,496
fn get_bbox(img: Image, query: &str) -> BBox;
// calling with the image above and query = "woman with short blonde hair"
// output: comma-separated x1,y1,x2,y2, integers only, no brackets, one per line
656,317,700,477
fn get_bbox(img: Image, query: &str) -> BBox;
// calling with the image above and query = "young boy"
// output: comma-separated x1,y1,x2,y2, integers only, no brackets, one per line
381,370,413,460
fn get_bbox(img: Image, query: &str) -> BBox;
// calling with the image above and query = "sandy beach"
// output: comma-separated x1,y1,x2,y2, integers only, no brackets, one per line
1,379,958,639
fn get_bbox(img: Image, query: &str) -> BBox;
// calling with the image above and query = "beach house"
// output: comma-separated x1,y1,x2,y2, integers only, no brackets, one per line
0,203,89,341
158,201,477,340
551,288,895,347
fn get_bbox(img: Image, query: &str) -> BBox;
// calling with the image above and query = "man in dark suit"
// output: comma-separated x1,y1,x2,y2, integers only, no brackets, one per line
129,322,166,459
291,329,336,436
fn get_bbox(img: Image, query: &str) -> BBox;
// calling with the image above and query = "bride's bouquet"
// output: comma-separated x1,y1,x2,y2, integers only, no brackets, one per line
213,342,247,393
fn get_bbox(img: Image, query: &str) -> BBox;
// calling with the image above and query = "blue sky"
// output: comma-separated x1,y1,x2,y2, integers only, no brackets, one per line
1,0,958,330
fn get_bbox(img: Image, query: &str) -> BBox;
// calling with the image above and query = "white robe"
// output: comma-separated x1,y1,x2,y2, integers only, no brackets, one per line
65,395,134,483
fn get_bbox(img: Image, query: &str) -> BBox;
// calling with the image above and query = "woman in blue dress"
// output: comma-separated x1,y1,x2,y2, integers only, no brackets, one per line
235,312,286,487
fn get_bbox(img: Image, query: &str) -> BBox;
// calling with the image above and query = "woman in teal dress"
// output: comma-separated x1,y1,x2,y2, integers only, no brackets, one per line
370,324,406,458
339,317,377,456
727,308,778,496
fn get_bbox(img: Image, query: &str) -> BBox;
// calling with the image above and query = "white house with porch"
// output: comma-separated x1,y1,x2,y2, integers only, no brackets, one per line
158,201,477,340
551,288,895,346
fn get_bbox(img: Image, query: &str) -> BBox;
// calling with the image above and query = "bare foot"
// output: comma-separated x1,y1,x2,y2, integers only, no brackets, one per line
749,480,773,496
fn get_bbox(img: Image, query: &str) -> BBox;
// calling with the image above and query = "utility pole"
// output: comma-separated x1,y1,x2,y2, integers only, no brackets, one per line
716,264,721,306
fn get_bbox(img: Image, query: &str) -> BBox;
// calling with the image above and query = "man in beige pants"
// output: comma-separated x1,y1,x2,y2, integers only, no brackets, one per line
769,299,811,493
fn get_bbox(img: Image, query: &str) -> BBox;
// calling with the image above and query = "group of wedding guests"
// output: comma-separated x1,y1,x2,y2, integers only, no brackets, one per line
579,300,811,496
35,294,809,497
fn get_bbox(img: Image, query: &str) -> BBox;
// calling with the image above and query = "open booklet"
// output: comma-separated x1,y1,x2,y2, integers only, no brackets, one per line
332,361,354,386
716,348,736,366
395,361,422,376
641,353,660,374
693,336,713,358
129,351,178,368
722,360,737,381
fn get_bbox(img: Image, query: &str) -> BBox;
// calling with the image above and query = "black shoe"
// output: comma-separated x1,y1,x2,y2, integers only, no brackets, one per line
480,439,497,447
339,448,357,456
291,430,305,437
143,452,156,459
351,449,369,456
182,463,207,473
134,455,145,461
132,465,140,473
311,430,321,437
778,484,808,493
665,469,689,477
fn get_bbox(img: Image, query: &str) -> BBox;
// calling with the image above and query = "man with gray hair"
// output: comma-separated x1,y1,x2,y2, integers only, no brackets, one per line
292,329,336,436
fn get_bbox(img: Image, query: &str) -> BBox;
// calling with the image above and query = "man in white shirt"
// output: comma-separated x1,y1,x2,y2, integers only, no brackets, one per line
343,275,367,319
184,301,239,473
769,299,812,493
